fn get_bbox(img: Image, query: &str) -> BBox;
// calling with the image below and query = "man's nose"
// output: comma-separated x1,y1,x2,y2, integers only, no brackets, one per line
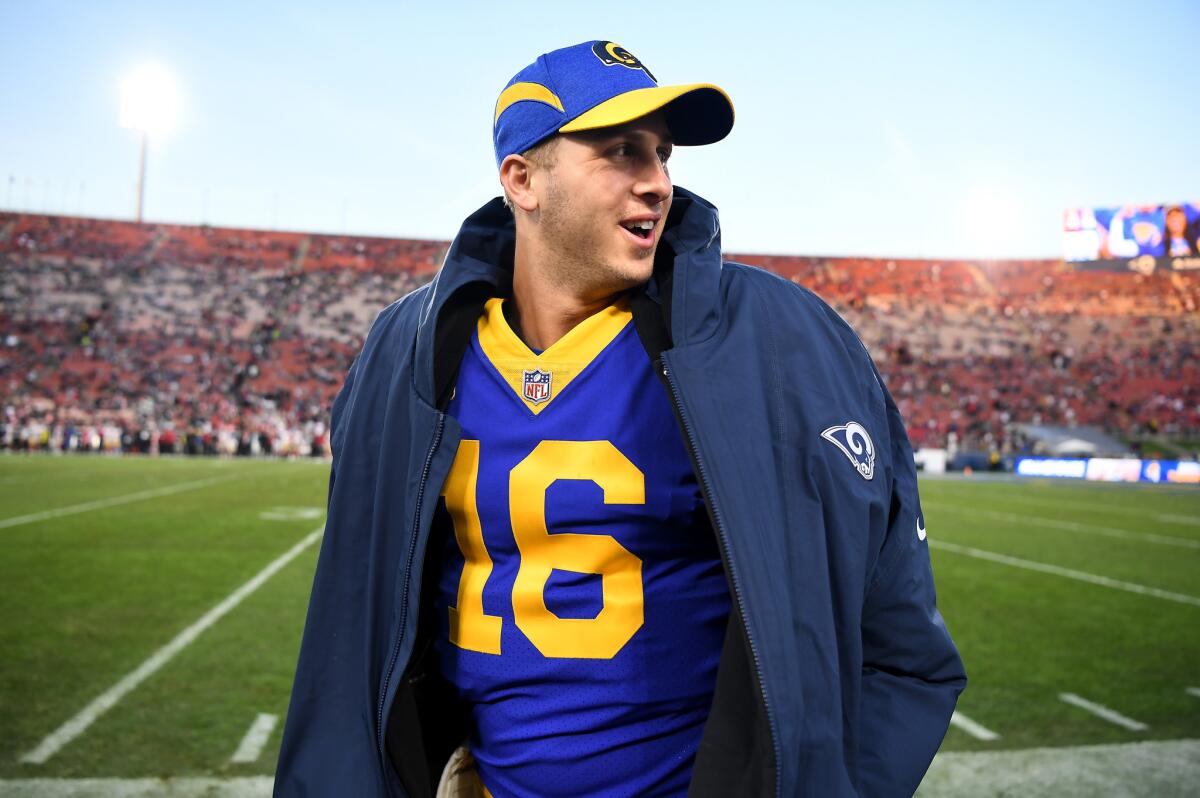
636,156,672,204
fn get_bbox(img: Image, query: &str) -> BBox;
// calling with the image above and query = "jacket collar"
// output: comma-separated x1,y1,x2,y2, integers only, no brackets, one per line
413,184,725,407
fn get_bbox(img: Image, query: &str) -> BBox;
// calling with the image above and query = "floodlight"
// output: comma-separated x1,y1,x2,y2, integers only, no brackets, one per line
120,63,179,134
963,185,1022,258
119,62,180,223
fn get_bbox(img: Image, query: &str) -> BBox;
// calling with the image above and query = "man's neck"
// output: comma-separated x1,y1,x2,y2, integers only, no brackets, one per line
508,263,624,352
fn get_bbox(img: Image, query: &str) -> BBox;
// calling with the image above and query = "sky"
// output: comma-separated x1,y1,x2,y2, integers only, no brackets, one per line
1,0,1197,259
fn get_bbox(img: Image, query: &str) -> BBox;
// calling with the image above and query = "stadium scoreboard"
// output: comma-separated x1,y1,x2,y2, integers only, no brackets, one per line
1063,201,1200,274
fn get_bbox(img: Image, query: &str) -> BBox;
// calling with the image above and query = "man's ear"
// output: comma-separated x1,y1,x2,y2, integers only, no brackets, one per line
499,154,540,213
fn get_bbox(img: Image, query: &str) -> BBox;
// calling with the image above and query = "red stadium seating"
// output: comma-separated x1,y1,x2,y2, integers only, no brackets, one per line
1,212,1195,456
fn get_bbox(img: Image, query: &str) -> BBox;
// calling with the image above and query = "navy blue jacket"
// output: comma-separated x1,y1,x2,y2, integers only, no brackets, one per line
275,187,966,797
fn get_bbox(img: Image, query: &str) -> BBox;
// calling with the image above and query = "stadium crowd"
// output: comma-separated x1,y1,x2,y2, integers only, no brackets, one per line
2,212,1196,460
1,213,434,457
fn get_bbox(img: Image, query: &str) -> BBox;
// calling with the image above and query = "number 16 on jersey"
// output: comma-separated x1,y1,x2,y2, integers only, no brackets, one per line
442,439,646,660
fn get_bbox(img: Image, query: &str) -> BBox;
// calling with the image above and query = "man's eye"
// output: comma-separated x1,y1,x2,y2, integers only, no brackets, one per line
658,149,672,164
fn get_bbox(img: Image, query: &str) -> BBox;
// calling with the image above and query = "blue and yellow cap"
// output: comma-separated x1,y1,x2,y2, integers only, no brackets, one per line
493,40,734,167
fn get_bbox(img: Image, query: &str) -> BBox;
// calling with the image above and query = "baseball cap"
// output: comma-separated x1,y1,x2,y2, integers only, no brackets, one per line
493,40,734,167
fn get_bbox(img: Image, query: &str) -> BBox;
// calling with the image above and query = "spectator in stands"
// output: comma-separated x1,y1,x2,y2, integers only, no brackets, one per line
1165,206,1197,257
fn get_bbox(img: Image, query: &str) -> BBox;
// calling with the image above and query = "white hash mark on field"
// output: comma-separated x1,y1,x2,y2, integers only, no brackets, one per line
230,713,278,764
922,502,1200,550
1157,514,1200,526
0,475,239,530
1187,687,1200,699
18,526,324,765
1058,693,1149,731
949,711,1000,741
929,540,1200,607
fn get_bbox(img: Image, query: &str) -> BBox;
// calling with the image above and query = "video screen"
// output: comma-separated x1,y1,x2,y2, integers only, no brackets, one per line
1063,202,1200,262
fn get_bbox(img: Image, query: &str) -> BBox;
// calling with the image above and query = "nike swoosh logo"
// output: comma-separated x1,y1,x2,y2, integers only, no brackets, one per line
917,518,927,541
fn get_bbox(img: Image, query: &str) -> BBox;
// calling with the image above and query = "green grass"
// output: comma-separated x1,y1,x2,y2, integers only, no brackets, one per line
0,458,1197,780
0,456,327,778
924,478,1200,752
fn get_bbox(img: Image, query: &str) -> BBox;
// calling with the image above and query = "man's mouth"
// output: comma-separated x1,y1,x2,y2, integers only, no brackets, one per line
620,219,655,240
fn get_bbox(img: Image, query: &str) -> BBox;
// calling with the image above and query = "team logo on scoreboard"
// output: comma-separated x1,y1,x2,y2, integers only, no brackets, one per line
523,368,553,405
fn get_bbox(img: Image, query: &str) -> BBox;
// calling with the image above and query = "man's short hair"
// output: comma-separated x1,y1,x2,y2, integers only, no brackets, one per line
501,136,559,212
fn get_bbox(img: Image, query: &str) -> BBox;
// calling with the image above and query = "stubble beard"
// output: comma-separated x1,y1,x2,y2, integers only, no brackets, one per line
537,177,653,298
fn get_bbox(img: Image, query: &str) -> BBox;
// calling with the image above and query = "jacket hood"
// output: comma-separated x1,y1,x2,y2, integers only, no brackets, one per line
413,184,726,405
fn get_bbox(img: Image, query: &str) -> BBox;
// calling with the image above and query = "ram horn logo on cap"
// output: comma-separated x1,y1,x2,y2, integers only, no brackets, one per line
591,41,657,83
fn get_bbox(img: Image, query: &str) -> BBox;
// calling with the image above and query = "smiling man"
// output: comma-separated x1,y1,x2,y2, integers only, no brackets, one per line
276,41,965,798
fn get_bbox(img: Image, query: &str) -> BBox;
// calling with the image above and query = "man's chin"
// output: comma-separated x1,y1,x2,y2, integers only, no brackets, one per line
614,255,656,287
585,261,653,298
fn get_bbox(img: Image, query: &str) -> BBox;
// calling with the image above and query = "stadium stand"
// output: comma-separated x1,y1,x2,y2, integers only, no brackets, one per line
1,212,1196,461
736,254,1198,457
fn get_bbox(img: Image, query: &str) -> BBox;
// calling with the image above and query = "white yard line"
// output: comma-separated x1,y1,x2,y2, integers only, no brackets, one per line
1187,687,1200,699
923,502,1200,550
0,475,239,531
230,713,278,764
929,540,1200,607
949,711,1000,741
19,526,324,764
1058,693,1148,731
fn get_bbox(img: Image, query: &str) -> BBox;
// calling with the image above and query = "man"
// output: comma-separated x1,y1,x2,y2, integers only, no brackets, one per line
276,40,965,797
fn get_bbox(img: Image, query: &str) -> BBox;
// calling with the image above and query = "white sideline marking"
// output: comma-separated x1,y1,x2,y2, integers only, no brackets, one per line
919,738,1200,797
230,713,278,764
1058,693,1148,731
929,540,1200,607
0,475,238,530
1187,687,1200,699
0,777,273,796
4,740,1199,797
949,711,1000,741
19,526,324,764
923,502,1200,550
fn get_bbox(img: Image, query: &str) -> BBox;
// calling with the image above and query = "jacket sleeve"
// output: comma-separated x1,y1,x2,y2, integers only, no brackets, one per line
856,370,966,797
273,350,403,797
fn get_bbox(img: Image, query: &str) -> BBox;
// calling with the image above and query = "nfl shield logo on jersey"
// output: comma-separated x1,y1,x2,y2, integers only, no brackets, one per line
523,368,553,404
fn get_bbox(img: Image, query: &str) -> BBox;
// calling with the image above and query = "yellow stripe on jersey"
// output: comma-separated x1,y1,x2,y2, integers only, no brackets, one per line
475,297,633,415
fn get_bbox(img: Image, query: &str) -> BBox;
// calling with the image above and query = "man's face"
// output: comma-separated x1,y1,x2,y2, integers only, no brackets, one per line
528,111,674,296
1166,208,1186,236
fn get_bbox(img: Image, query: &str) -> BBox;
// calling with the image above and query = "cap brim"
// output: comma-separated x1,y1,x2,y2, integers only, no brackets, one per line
558,83,734,146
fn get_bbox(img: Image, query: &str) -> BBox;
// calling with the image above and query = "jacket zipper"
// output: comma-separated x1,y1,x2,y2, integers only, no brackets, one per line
660,356,781,797
376,413,446,753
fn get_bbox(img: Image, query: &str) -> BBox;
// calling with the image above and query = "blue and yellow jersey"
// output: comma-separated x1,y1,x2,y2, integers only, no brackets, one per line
431,297,731,797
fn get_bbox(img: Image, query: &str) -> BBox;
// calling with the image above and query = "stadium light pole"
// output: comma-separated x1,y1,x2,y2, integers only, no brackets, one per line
119,63,179,224
135,130,147,222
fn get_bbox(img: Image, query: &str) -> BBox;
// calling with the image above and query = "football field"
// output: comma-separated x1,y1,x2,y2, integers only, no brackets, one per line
1,455,1197,795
